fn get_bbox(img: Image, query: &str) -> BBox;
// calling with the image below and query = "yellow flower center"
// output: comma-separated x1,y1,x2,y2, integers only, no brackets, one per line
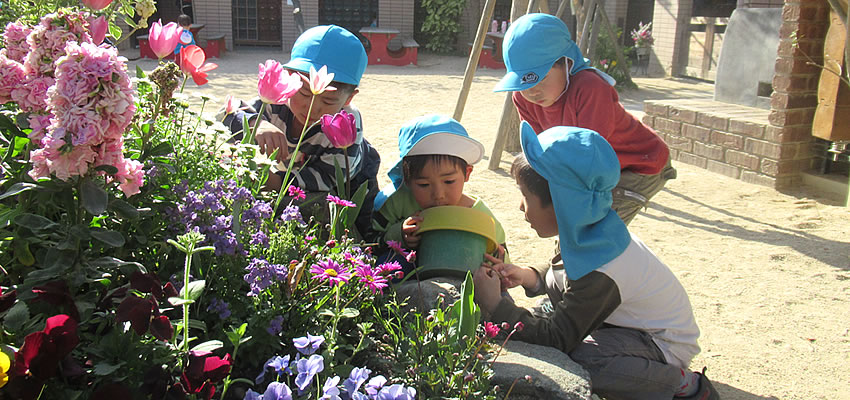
325,269,338,277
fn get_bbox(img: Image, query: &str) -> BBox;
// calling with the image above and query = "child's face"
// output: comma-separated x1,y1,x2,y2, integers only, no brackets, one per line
408,159,472,209
518,180,558,238
518,61,567,107
287,75,357,128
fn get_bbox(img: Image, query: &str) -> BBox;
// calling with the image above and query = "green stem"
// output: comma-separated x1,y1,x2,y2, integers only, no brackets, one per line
329,284,341,357
275,96,316,211
343,147,351,199
182,243,195,354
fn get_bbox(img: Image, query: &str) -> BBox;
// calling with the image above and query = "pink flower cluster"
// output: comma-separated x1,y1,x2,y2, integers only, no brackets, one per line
29,41,144,196
0,12,144,197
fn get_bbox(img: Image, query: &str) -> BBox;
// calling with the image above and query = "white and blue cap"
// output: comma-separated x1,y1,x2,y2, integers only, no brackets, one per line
373,115,484,210
284,25,368,86
521,121,630,279
494,13,603,92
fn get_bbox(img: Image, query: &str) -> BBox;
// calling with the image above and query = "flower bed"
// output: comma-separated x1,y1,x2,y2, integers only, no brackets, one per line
0,1,518,399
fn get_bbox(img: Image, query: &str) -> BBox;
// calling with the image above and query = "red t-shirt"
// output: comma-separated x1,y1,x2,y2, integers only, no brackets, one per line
512,69,669,175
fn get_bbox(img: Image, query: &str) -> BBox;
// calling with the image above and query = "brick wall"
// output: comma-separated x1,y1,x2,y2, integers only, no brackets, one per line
769,0,831,185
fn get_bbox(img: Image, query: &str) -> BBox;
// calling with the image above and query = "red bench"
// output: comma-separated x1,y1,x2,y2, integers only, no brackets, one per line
360,27,418,66
202,34,226,59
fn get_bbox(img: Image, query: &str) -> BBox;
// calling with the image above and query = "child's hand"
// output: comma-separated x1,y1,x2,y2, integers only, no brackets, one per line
255,120,289,163
473,266,503,313
401,213,423,249
482,254,529,289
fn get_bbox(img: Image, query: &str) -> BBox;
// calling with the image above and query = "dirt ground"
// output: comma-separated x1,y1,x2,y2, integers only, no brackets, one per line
128,49,850,400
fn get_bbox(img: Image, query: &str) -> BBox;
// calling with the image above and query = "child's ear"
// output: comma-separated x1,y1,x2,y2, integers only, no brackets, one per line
343,88,359,107
464,165,473,181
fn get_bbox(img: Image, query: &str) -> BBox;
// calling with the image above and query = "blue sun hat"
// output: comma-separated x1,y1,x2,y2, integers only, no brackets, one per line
493,13,614,92
520,121,630,279
284,25,368,86
373,115,485,210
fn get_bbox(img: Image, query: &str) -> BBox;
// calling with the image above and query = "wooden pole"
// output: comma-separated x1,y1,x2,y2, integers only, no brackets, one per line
538,0,550,14
578,0,596,52
527,0,539,13
555,0,570,18
488,0,529,169
453,0,498,121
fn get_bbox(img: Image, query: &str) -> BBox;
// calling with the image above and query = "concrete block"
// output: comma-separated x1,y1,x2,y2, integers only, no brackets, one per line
706,160,741,178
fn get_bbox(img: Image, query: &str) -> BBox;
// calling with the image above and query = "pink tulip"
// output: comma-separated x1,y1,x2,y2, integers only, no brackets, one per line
320,110,357,149
148,20,181,60
83,0,113,10
257,59,302,105
223,94,240,114
177,45,217,85
88,16,108,45
307,65,336,95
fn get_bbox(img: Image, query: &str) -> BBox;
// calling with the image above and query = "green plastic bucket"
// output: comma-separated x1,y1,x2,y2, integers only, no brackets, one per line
417,229,488,279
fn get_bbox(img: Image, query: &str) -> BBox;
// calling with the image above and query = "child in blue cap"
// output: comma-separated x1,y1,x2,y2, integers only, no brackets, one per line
371,115,508,276
473,122,719,400
494,13,676,226
225,25,380,235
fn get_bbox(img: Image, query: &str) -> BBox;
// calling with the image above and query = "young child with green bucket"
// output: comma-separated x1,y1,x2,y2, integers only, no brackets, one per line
370,114,508,279
473,122,719,400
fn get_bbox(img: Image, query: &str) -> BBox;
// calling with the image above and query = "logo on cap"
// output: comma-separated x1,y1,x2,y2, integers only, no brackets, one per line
521,72,539,85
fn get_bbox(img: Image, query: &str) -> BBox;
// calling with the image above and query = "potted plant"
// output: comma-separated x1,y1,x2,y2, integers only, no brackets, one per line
631,21,654,56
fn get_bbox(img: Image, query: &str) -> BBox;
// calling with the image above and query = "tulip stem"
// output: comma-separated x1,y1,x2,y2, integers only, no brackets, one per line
344,148,351,200
274,96,316,212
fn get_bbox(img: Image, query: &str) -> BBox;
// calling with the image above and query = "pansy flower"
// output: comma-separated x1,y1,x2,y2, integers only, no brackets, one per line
293,333,325,356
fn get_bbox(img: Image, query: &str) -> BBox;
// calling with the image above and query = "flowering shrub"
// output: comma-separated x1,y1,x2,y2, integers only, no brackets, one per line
631,21,654,48
0,2,519,399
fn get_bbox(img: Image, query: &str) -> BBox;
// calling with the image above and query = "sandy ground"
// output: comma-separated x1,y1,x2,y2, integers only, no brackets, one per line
128,49,850,400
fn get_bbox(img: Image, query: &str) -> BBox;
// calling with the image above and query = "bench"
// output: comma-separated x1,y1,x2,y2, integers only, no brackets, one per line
469,42,504,70
359,27,417,66
202,34,226,58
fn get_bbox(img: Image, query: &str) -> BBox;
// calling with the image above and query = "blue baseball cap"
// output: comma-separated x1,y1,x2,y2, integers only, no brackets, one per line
284,25,368,86
520,122,630,279
494,13,595,92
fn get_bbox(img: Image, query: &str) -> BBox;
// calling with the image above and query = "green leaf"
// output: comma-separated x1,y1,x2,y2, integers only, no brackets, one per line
339,308,360,319
123,17,138,29
93,164,119,175
168,297,195,306
13,213,56,231
90,228,125,247
108,22,122,41
88,256,144,271
147,141,174,157
136,65,146,79
191,340,223,352
43,248,76,270
80,177,108,215
3,301,29,332
13,239,34,266
108,199,140,219
93,361,123,376
182,280,205,301
454,272,480,341
0,183,36,200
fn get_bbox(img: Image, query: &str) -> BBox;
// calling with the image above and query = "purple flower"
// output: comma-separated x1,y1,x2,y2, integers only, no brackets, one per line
267,315,285,335
326,194,356,208
251,231,269,246
280,205,305,225
295,354,324,391
263,381,293,400
321,376,342,400
343,367,371,396
364,375,387,397
206,297,231,319
376,384,416,400
244,389,262,400
377,261,402,275
310,259,352,286
244,258,288,296
293,333,325,355
255,354,291,383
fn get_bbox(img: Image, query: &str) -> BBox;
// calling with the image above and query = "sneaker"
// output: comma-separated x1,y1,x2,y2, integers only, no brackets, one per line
674,368,721,400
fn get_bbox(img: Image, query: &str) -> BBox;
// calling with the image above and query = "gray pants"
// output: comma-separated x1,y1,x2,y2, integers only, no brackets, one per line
569,327,683,400
612,159,677,226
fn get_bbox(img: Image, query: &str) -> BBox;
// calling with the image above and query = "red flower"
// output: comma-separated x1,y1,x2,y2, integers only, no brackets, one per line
130,271,165,300
180,351,232,399
320,110,357,149
177,45,218,85
0,287,16,313
82,0,112,10
115,295,155,335
150,315,174,341
484,322,500,338
32,280,80,322
13,315,79,380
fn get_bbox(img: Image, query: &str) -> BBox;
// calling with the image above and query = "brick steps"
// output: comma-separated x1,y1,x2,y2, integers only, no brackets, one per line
643,99,810,188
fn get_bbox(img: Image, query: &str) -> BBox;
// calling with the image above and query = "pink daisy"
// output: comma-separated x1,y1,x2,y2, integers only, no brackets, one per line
309,259,352,286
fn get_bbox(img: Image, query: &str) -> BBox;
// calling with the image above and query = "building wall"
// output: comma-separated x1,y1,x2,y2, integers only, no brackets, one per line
281,1,319,52
378,0,415,36
194,0,233,50
649,0,692,76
